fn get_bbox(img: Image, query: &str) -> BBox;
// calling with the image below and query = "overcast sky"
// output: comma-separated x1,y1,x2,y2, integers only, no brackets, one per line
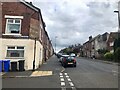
26,0,119,52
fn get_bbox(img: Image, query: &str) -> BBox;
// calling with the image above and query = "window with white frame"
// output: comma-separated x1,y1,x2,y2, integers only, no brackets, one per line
6,19,21,34
6,46,24,58
5,15,23,34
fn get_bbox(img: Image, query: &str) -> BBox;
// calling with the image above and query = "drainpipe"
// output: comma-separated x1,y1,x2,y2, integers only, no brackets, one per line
33,38,36,71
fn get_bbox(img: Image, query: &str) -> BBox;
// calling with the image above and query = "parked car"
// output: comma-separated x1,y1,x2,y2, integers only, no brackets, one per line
61,56,76,67
70,53,76,57
58,55,69,62
56,53,62,58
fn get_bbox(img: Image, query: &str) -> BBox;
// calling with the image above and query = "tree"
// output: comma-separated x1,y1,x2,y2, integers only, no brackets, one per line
114,47,120,62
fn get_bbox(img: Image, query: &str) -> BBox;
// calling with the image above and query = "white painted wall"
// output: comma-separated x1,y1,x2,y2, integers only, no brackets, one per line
0,38,43,70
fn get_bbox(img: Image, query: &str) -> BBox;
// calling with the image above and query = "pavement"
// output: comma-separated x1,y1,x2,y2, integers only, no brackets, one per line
1,55,62,78
1,70,53,78
1,62,54,78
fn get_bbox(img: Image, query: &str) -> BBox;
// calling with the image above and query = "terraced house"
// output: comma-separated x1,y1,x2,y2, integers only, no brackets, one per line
0,0,54,70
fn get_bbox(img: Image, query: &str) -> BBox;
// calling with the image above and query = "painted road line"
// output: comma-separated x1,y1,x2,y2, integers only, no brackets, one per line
64,73,68,76
71,87,77,90
61,67,65,72
66,75,69,78
60,75,63,78
69,82,74,87
112,70,118,73
67,78,71,81
61,82,65,86
30,71,52,77
60,78,65,81
61,87,66,90
60,73,63,76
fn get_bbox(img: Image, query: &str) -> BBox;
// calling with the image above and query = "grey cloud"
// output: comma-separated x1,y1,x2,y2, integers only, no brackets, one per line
33,0,118,52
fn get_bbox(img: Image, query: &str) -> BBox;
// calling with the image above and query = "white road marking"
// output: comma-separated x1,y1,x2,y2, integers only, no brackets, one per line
66,75,69,78
64,73,68,76
112,70,118,73
60,73,63,76
67,78,71,81
69,82,74,86
60,75,63,78
71,87,76,90
61,82,65,86
61,78,65,81
61,87,66,90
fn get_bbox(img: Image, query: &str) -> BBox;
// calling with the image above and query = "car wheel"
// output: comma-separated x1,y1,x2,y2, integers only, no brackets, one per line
63,64,67,68
74,64,76,67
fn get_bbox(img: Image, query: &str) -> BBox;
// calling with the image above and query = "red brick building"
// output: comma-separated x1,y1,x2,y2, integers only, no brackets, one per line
0,0,53,70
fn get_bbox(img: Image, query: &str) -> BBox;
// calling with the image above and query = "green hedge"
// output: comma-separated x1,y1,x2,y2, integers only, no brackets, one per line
114,47,120,62
104,52,114,61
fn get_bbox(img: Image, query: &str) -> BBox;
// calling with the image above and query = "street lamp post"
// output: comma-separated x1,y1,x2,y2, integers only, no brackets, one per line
114,10,120,32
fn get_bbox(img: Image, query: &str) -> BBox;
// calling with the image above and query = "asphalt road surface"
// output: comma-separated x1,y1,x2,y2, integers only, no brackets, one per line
2,55,119,90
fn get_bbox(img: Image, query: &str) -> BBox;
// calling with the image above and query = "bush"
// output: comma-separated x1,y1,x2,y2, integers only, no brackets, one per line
114,47,120,62
104,52,114,61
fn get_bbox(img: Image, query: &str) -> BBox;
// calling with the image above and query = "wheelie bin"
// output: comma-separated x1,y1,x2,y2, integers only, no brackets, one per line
18,60,25,71
11,61,18,71
0,60,2,72
3,60,10,72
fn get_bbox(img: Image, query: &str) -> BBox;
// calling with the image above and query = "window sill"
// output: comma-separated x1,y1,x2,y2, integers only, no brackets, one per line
2,34,21,36
5,57,24,59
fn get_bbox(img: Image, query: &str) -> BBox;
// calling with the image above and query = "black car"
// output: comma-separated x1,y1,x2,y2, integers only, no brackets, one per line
61,56,76,67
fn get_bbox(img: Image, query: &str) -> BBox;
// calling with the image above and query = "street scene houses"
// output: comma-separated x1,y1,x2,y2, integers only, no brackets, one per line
107,32,120,53
61,31,119,61
0,0,54,71
82,32,109,59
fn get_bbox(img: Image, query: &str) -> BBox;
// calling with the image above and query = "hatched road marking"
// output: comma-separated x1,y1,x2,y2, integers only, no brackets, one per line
69,82,74,87
30,71,52,77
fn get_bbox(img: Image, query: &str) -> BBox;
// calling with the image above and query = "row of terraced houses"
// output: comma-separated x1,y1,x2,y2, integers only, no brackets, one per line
82,1,120,59
0,0,54,70
82,32,120,59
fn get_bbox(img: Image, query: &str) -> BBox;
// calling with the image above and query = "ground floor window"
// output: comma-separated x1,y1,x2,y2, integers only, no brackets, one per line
6,46,24,58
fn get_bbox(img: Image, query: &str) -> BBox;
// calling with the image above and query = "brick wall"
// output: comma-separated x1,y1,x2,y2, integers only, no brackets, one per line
2,2,39,37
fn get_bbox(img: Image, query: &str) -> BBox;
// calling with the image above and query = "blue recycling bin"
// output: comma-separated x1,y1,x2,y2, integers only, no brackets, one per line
0,60,2,72
3,60,10,72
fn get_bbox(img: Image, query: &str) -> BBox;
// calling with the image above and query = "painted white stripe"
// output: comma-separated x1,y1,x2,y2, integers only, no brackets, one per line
60,76,63,78
112,70,118,73
71,87,76,90
69,82,74,86
61,78,65,81
66,75,69,78
64,73,68,76
61,82,65,86
61,87,66,90
60,73,63,76
67,78,71,81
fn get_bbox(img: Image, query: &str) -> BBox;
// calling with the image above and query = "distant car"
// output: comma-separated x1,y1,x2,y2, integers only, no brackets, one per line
61,56,76,68
70,53,76,57
56,53,62,58
58,55,69,62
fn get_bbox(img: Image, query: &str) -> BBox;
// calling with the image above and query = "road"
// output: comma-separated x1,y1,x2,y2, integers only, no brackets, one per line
2,55,118,90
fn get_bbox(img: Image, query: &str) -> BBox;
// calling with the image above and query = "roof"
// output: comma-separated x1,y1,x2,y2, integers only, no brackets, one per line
20,0,39,12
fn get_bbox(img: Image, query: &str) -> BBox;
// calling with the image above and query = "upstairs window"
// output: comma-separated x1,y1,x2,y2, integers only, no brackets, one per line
6,19,21,34
5,15,23,34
